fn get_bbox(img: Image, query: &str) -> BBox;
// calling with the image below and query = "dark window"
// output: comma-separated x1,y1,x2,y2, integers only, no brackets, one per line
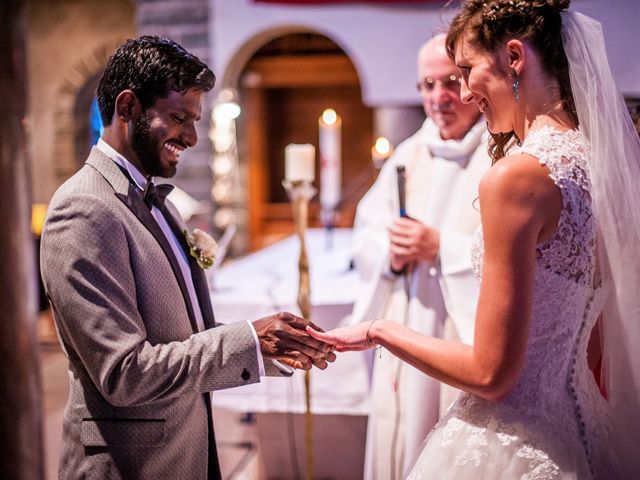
89,96,103,147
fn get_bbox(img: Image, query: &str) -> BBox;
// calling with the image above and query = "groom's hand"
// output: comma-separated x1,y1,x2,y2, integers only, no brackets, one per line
252,312,336,370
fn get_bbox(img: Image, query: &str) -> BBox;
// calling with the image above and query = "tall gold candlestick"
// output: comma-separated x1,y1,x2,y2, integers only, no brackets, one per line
283,179,316,480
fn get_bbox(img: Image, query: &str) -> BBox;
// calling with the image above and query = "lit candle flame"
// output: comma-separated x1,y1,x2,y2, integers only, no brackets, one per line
321,108,338,126
371,136,393,169
213,102,241,123
374,136,391,156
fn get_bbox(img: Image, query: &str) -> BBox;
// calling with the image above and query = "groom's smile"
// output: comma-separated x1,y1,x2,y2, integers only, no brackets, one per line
132,88,203,178
163,141,185,161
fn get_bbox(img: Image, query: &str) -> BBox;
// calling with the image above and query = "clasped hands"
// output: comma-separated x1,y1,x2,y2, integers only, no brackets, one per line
388,216,439,272
254,312,385,370
253,312,337,370
252,218,436,368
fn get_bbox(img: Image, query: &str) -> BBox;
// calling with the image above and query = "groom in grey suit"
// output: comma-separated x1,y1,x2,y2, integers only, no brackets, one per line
40,36,333,480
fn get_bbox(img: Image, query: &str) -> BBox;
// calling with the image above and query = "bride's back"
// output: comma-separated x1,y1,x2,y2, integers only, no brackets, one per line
463,125,615,477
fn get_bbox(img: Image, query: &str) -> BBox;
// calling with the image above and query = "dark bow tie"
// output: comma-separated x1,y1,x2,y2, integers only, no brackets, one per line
143,181,174,210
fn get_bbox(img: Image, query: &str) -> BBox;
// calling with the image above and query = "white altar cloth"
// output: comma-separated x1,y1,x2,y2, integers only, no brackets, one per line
210,228,371,415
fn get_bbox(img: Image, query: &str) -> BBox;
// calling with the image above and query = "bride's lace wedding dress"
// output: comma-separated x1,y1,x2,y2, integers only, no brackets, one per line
407,126,618,479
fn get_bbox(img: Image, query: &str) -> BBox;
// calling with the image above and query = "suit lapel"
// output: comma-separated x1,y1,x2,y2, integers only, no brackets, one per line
118,187,201,334
161,206,217,329
86,149,200,334
193,269,216,329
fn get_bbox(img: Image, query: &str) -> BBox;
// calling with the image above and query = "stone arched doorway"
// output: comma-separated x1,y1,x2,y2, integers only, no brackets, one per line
51,38,129,184
229,31,376,250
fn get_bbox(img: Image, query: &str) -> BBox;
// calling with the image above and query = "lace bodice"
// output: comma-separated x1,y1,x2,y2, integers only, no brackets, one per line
471,126,594,285
443,126,616,478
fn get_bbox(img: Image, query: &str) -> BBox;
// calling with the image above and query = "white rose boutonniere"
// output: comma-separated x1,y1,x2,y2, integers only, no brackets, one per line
183,228,217,269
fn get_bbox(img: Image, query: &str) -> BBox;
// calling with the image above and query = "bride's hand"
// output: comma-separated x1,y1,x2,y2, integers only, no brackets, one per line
306,321,378,352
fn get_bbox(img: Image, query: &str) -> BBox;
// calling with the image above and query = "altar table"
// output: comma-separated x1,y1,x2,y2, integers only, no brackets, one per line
210,228,371,415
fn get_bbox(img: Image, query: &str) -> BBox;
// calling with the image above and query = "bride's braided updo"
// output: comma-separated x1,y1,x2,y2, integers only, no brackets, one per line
445,0,577,161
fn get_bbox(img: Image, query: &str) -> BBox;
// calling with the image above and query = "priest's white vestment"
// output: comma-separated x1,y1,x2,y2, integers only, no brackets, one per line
351,118,489,479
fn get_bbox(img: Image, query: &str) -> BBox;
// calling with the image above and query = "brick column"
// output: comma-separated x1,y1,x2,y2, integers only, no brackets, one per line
0,1,44,478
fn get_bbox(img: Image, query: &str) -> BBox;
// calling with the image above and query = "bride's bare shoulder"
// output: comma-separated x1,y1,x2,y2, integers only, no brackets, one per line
479,152,559,213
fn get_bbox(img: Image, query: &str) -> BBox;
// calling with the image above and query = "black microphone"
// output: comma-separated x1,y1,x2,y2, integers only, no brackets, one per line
396,165,407,218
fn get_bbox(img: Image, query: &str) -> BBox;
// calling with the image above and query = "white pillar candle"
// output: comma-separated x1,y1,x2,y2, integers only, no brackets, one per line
319,108,342,210
285,143,315,182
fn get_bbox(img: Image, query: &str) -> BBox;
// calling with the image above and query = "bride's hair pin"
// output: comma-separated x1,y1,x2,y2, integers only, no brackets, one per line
482,0,527,23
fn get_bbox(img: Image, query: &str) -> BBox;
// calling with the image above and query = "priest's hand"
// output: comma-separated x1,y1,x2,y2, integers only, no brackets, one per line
252,312,337,370
388,217,440,266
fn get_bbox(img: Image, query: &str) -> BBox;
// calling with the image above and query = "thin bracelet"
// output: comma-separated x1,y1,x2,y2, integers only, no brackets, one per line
366,320,382,352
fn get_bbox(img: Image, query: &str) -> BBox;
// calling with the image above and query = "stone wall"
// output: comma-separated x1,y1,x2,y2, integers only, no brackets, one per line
27,0,135,203
28,0,215,218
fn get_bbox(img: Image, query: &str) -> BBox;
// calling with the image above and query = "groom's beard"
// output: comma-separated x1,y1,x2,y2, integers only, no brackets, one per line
131,112,175,178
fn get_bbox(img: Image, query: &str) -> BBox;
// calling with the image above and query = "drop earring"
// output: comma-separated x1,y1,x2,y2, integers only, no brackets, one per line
512,68,520,103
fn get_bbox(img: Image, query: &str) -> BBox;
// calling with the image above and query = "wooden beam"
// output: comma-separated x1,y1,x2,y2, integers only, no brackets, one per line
242,55,360,88
244,87,269,251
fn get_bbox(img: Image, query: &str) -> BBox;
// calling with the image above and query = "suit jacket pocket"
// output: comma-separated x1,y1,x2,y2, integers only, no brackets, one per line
81,418,166,448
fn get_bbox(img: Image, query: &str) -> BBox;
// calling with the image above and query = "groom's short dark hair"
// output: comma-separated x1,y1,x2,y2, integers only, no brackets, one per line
97,36,215,126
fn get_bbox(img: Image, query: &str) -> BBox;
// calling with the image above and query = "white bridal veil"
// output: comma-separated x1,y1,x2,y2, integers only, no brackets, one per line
562,11,640,477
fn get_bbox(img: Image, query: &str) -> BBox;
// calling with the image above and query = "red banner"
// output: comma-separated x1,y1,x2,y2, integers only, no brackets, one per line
254,1,439,4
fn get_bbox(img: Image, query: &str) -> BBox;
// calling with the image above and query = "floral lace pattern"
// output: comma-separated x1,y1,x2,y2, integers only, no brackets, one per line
409,127,618,479
472,127,594,286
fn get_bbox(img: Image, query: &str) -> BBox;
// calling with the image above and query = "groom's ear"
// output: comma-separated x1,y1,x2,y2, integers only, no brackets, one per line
505,39,525,76
114,90,141,123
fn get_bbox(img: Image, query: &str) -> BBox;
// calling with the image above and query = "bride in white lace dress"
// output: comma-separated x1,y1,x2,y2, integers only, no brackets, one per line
405,124,613,479
308,0,640,478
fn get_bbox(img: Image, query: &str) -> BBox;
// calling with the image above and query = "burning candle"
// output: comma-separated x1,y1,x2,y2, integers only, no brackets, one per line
285,143,315,182
319,108,342,211
372,136,393,168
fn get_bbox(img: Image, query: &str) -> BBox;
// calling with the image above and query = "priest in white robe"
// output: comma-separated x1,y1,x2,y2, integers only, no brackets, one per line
351,34,490,480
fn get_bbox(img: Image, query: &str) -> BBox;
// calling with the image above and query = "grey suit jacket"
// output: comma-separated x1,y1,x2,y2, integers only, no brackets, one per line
41,148,266,479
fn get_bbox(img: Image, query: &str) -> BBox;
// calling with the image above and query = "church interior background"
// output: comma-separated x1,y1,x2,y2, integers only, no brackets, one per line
10,0,640,478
